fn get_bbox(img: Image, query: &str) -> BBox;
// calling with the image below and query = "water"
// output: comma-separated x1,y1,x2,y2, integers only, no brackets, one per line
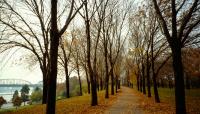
0,86,35,109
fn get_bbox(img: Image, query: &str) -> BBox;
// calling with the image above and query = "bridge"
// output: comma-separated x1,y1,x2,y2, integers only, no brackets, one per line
0,79,42,87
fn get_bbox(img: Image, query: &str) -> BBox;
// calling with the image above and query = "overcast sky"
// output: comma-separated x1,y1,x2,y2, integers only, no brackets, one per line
0,48,42,84
0,0,138,84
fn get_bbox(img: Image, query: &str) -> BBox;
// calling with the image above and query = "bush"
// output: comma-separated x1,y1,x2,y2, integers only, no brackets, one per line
21,84,30,105
12,90,19,102
30,87,42,102
0,96,6,109
13,96,22,108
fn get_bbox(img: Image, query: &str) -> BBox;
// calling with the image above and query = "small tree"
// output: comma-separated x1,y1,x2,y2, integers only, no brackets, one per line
12,90,19,102
13,96,22,109
30,87,42,103
21,84,30,106
0,96,6,109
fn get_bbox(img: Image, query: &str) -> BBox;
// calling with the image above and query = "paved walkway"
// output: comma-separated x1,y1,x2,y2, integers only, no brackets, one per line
105,87,143,114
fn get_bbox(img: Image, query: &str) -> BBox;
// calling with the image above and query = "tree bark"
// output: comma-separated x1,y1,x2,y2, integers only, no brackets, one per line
152,72,160,102
111,68,114,95
85,67,90,94
77,67,82,96
140,73,143,92
118,79,120,89
100,77,103,90
42,79,47,104
41,66,48,104
104,41,109,98
46,0,59,114
146,53,151,97
65,68,70,98
61,43,70,98
115,77,118,93
185,74,191,89
142,63,146,94
136,75,140,91
46,28,59,114
171,0,186,112
76,52,82,96
172,45,186,114
151,32,160,103
152,0,192,112
85,0,98,105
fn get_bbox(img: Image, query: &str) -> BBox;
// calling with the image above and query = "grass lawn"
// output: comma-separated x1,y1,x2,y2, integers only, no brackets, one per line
158,88,200,114
135,87,200,114
0,90,117,114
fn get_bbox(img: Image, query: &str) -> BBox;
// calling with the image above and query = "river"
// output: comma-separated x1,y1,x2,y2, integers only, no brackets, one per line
0,86,35,109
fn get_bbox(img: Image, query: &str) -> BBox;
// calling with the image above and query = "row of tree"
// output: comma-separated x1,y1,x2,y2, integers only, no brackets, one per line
126,0,200,114
0,0,199,114
0,0,129,114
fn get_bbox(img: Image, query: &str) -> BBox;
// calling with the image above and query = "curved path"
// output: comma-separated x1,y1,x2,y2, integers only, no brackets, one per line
105,87,143,114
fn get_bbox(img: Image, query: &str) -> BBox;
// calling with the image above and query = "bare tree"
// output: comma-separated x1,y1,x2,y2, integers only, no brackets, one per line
0,0,51,104
47,0,83,113
129,3,170,102
71,30,83,96
80,0,101,106
58,31,75,98
152,0,200,113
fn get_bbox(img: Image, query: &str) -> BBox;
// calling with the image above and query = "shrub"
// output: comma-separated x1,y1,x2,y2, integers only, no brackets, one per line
0,96,6,109
30,87,42,102
13,96,22,108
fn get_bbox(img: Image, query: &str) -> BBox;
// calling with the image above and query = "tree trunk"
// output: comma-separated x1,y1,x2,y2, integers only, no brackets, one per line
146,73,151,97
172,46,186,114
161,79,164,88
104,44,109,98
152,72,160,103
185,74,191,89
42,68,48,104
46,1,59,113
85,1,98,105
142,64,146,94
118,79,120,89
77,68,82,96
41,55,48,104
100,77,103,90
157,80,160,88
115,77,118,93
140,73,143,92
46,31,59,114
96,74,99,91
111,68,114,95
171,0,186,113
168,80,172,89
65,71,70,98
61,43,70,98
85,66,90,94
77,55,82,96
146,55,151,97
64,61,70,98
151,33,160,103
90,73,98,105
42,78,47,104
136,75,140,91
105,69,109,98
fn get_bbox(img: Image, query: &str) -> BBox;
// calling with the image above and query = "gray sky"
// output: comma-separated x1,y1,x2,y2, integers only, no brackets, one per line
0,48,42,84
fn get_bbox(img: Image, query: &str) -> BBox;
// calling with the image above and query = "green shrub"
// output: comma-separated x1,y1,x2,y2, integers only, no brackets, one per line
30,87,42,102
0,96,6,109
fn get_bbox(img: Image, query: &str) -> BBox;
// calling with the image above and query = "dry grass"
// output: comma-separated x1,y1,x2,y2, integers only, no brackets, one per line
2,88,199,114
134,88,200,114
2,91,117,114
